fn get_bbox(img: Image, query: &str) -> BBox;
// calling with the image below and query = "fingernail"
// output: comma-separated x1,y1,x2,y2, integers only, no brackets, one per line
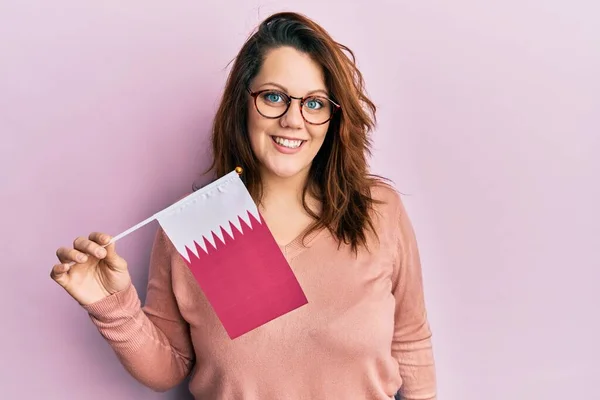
97,248,106,257
77,254,87,262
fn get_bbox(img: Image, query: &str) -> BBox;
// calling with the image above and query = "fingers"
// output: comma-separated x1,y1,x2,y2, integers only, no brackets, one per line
75,235,107,258
88,232,127,271
56,245,89,264
50,262,71,286
55,232,110,265
53,231,127,276
88,232,111,245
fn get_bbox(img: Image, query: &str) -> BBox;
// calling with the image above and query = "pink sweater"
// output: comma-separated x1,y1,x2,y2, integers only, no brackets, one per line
83,184,437,399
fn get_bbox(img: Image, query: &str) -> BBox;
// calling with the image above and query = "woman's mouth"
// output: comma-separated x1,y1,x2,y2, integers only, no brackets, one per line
271,136,305,150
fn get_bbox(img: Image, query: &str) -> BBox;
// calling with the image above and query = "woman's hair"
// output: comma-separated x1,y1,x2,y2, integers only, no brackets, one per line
207,11,383,253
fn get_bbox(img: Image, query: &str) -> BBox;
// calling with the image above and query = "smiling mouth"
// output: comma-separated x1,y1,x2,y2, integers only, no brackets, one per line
271,136,305,149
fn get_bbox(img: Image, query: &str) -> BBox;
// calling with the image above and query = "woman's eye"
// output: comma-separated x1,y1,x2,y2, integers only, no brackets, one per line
305,98,323,110
264,92,283,103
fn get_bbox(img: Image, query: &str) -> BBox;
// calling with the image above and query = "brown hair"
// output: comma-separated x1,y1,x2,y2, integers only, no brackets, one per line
207,11,384,253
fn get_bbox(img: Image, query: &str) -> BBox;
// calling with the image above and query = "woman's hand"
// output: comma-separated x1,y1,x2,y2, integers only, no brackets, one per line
50,232,131,305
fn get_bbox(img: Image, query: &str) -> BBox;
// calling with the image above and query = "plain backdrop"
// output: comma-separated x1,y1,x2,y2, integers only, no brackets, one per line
1,1,598,399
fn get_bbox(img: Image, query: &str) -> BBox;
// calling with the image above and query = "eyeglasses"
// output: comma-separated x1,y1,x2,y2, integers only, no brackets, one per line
247,88,341,125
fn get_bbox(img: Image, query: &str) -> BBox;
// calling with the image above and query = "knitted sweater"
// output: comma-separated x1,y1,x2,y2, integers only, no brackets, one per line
83,183,437,399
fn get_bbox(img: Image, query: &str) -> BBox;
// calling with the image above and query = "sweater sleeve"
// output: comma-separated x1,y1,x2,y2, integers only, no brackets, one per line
391,195,437,400
82,228,195,392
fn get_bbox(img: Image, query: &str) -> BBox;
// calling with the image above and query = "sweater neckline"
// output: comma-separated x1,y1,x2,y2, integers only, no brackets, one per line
280,225,328,260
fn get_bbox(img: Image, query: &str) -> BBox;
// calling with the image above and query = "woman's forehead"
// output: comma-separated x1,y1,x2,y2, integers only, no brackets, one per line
253,47,327,94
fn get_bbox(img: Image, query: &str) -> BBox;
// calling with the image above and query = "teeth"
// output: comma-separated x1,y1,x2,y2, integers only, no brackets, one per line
274,137,303,149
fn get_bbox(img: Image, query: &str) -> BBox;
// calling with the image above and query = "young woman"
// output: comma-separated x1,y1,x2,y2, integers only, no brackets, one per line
50,11,437,400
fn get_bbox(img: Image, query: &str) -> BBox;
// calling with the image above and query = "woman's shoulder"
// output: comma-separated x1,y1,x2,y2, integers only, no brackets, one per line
367,177,416,240
369,178,404,216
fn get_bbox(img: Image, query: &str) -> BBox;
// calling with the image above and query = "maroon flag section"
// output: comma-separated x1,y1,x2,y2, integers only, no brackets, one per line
155,170,308,338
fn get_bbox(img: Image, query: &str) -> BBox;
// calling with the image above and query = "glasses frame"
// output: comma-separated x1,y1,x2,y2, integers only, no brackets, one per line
247,88,341,126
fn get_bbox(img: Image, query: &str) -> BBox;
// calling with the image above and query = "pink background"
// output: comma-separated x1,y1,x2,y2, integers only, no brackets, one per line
1,1,598,399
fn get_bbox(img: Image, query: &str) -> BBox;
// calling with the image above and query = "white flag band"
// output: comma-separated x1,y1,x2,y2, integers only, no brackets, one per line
155,170,260,261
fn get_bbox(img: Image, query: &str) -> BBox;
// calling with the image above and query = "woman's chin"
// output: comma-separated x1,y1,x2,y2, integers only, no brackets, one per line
261,161,309,180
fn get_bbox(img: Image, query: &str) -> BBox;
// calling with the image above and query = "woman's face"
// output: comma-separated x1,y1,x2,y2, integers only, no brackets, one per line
247,46,332,181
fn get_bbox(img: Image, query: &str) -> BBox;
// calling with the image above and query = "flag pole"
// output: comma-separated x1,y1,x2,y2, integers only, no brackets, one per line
65,167,245,267
108,166,244,245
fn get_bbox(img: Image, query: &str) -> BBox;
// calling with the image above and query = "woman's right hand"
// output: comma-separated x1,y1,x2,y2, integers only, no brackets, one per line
50,232,132,306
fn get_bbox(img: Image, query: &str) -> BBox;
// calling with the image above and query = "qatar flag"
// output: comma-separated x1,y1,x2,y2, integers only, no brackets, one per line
154,169,308,339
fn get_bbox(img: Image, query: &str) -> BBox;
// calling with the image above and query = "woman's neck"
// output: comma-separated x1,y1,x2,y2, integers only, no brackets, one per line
258,167,322,246
259,165,323,213
260,168,308,209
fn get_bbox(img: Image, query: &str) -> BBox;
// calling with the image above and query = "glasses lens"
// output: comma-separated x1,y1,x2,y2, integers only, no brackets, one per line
301,96,333,124
255,90,290,118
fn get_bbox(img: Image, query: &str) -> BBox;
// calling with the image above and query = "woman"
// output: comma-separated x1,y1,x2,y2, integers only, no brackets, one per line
50,11,437,400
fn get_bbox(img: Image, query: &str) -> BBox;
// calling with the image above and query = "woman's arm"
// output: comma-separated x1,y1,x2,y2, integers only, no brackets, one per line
391,194,437,400
83,228,195,392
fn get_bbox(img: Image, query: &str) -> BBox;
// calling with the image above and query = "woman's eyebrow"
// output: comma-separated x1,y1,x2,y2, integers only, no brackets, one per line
257,82,329,97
